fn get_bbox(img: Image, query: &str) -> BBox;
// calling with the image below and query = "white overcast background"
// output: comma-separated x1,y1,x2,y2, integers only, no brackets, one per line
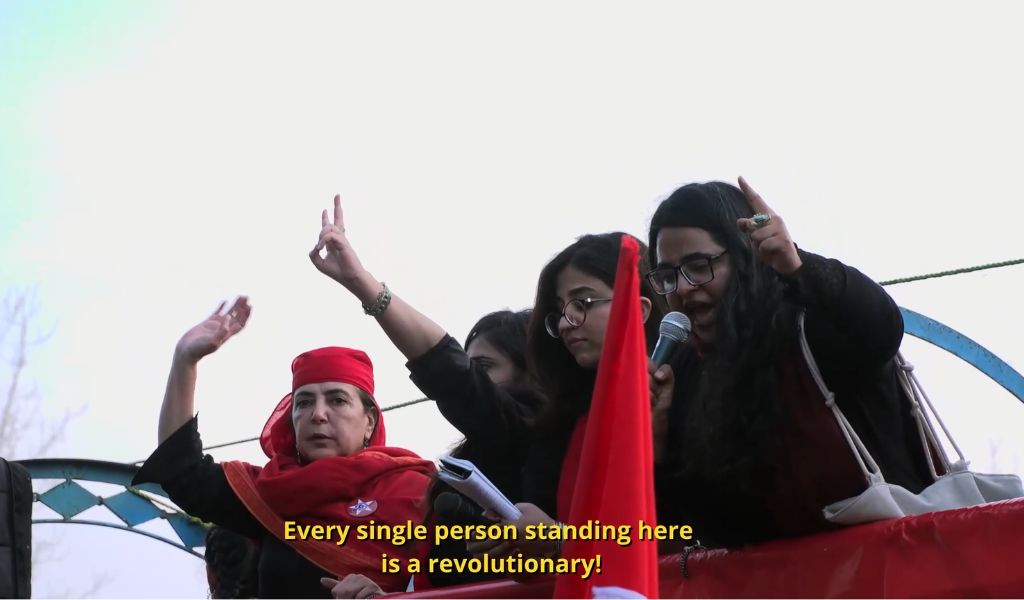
2,2,1023,597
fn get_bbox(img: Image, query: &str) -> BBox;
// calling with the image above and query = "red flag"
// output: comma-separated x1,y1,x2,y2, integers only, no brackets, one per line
553,235,659,599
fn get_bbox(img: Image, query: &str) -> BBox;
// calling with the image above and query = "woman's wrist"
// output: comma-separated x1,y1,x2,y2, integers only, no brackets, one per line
346,271,383,304
171,346,202,368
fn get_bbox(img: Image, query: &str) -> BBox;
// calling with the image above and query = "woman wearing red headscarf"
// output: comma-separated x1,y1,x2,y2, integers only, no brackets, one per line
133,297,435,598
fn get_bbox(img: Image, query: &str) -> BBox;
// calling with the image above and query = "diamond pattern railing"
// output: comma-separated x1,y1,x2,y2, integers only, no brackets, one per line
15,458,207,558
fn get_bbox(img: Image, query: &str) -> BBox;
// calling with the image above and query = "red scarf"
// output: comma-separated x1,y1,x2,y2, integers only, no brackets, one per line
556,415,589,522
223,391,435,592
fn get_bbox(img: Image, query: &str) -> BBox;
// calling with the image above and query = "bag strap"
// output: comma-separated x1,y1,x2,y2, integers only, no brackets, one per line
894,353,970,476
894,354,944,478
796,311,885,485
794,311,970,479
795,311,972,487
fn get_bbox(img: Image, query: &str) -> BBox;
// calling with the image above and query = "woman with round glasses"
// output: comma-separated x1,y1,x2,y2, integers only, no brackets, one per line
310,195,673,565
466,231,672,562
542,297,612,338
527,230,667,493
647,178,933,547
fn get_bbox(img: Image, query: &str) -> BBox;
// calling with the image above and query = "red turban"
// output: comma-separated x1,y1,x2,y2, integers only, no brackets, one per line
291,346,375,396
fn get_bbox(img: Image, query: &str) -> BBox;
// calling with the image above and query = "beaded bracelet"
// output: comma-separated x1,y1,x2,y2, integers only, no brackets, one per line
362,282,392,316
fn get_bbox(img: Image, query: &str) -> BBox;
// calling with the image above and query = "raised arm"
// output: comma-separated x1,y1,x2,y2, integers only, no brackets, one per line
158,297,251,443
308,194,446,361
736,177,902,372
307,195,543,451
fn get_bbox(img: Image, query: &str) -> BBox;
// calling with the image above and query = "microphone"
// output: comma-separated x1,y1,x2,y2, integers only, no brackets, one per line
650,312,691,366
434,491,489,526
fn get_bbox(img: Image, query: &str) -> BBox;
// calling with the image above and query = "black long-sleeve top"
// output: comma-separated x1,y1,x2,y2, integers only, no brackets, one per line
407,335,545,502
518,250,933,548
132,417,334,598
658,249,934,546
405,335,546,588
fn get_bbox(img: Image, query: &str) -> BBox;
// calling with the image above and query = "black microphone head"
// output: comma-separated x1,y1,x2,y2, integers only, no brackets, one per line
434,491,485,525
659,312,691,343
434,491,462,515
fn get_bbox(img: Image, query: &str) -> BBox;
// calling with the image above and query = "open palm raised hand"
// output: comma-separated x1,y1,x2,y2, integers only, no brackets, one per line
174,296,252,363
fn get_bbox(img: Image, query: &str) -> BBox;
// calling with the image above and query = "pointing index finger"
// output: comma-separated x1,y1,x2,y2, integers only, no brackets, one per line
738,176,774,215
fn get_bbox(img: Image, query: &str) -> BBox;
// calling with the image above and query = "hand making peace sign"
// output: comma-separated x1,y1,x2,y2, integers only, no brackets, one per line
308,194,370,288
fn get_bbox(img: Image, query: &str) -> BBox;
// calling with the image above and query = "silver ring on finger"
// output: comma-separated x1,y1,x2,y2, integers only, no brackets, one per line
751,213,772,229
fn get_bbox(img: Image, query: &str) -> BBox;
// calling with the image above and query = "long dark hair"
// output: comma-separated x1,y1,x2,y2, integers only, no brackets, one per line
527,232,666,432
648,181,796,492
464,309,532,381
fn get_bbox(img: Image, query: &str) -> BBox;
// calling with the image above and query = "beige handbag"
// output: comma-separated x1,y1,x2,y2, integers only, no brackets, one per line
795,312,1024,525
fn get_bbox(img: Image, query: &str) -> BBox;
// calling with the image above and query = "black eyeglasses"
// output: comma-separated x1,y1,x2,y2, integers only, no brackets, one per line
544,297,612,338
646,250,728,295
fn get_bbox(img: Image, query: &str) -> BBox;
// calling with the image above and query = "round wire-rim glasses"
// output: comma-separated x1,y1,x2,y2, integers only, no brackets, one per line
646,250,728,295
544,297,612,338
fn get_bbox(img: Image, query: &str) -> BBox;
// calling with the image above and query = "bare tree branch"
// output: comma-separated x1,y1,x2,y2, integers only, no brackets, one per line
2,287,105,596
0,286,83,459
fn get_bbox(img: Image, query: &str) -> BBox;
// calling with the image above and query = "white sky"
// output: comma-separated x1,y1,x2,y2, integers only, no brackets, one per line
3,2,1023,597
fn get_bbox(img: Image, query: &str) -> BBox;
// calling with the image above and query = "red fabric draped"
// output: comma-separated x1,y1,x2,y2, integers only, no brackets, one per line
223,448,433,590
392,498,1024,597
556,416,587,523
